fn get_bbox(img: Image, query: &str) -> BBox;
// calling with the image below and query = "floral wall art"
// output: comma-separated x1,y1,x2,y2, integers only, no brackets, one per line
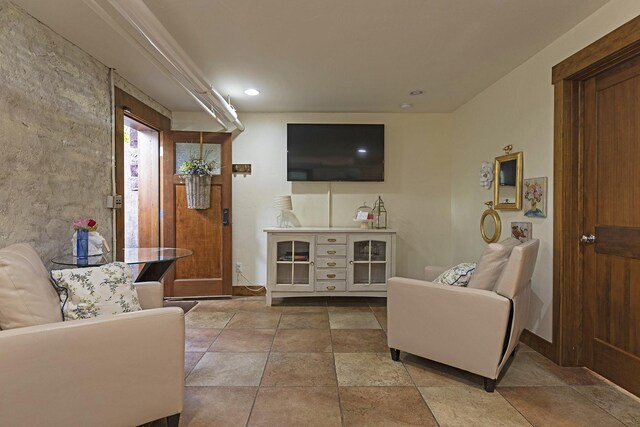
523,177,547,218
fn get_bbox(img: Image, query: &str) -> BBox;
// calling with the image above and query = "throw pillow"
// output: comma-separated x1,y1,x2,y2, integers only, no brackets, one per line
467,237,521,291
51,262,142,321
0,243,63,329
433,263,476,287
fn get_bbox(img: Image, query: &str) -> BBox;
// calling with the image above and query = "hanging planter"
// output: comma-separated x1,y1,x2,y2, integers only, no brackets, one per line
180,132,217,210
184,174,212,209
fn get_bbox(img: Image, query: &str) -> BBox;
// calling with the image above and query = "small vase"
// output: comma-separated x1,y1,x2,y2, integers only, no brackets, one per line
530,200,538,212
77,229,89,260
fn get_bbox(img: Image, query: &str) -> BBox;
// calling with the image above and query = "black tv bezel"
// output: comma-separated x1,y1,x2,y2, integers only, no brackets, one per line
286,123,385,182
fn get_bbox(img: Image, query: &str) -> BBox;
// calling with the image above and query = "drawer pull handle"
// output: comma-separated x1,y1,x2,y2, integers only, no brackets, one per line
327,250,337,254
327,285,336,290
327,262,336,266
327,274,336,278
328,238,337,242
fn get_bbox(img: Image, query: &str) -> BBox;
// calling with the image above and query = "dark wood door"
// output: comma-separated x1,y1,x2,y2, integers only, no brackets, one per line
161,131,232,297
583,56,640,395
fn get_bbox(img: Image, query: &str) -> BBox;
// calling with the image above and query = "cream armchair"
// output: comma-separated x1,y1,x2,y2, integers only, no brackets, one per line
0,244,184,427
387,239,539,392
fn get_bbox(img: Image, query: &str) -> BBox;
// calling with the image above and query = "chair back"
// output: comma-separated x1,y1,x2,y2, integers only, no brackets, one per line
493,239,539,299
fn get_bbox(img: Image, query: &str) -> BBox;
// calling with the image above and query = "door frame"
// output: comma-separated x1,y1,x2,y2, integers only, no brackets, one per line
114,88,171,261
551,16,640,367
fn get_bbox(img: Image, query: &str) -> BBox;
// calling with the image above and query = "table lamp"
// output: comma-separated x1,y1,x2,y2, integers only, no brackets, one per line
273,195,293,228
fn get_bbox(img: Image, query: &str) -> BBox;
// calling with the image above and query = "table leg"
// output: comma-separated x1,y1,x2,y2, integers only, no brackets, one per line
135,260,175,282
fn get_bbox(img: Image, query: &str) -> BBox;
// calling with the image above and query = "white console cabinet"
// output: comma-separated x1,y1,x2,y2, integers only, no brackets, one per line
264,228,396,305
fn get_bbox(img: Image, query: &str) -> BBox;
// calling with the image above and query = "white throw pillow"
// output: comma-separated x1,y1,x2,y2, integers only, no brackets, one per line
433,263,476,287
51,262,142,321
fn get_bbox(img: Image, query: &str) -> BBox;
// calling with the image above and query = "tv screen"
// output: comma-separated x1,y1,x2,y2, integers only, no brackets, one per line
287,124,384,181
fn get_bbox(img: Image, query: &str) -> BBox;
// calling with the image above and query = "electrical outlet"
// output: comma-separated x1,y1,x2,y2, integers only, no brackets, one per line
235,262,242,273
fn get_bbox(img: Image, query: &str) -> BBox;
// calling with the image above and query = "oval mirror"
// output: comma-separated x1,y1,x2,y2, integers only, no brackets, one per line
494,151,523,210
480,208,502,243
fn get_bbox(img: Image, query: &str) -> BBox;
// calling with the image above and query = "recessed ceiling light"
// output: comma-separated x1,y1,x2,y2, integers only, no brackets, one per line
409,90,424,96
244,88,260,96
400,103,413,109
358,149,367,153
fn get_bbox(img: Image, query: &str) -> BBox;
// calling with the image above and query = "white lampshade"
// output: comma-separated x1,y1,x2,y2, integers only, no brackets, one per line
273,195,293,211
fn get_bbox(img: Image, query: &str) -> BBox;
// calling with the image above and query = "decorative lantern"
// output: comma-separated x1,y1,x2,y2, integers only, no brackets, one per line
373,195,387,229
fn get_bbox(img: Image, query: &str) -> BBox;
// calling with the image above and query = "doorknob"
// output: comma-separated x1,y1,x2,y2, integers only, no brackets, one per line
580,234,596,244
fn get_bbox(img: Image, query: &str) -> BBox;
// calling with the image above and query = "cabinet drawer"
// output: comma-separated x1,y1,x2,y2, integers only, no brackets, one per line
316,281,346,292
317,245,346,257
317,234,347,245
316,258,347,268
316,269,346,280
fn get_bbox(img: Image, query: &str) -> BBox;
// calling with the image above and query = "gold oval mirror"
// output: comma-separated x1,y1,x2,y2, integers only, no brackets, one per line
494,151,523,210
480,205,502,243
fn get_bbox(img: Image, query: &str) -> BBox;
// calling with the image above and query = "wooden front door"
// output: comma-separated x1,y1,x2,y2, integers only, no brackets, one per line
161,131,232,297
582,56,640,395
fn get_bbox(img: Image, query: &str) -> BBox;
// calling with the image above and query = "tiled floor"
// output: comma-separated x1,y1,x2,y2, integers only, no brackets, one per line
158,296,640,426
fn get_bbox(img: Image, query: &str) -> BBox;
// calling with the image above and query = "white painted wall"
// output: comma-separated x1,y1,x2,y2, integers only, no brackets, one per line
173,112,453,287
451,0,640,341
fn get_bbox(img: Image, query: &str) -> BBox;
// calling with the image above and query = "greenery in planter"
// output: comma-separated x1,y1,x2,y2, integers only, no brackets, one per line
179,150,218,176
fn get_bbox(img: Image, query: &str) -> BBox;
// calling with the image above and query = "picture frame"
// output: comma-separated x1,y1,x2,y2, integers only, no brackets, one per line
523,177,547,218
511,222,532,242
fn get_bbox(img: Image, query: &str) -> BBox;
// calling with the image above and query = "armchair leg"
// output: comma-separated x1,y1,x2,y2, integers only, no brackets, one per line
390,348,400,361
167,413,180,427
483,378,496,393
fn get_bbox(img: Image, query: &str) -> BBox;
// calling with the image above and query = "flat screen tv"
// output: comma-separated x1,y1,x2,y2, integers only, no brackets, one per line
287,123,384,181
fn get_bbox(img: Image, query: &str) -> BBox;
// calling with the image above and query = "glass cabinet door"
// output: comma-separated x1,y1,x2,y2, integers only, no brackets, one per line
272,235,314,292
348,235,391,291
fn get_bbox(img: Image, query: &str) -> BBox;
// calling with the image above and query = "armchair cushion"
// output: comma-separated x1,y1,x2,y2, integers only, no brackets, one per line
51,262,141,320
433,262,476,287
467,237,520,290
0,244,62,330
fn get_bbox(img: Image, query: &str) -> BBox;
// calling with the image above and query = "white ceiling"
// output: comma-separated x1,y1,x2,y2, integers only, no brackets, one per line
13,0,609,114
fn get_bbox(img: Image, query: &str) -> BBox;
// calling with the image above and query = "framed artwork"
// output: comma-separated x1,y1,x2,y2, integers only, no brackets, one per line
511,222,532,242
523,177,547,218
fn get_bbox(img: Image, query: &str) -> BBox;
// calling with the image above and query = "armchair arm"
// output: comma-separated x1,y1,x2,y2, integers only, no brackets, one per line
0,307,185,427
387,277,511,379
135,281,164,309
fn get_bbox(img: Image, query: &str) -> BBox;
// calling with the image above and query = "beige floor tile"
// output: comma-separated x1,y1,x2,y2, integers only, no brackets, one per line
340,386,438,426
373,310,387,331
248,386,342,427
278,313,330,329
185,352,268,386
184,352,204,378
370,305,387,312
331,329,388,353
226,311,281,329
210,329,275,352
402,353,480,387
194,299,282,313
329,311,381,329
526,352,606,386
366,297,387,307
282,305,328,314
327,305,372,312
420,386,532,427
272,328,332,352
518,342,535,352
499,352,566,387
181,386,257,427
573,385,640,426
261,352,337,386
185,328,221,352
499,386,625,426
185,311,234,329
335,352,413,386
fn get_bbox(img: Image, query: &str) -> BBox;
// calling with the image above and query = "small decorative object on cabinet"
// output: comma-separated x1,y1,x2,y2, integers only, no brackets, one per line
523,177,547,218
353,202,373,229
372,195,387,229
264,228,396,305
273,195,293,228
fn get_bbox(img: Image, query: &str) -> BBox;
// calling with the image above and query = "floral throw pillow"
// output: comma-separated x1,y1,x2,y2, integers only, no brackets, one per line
433,263,476,287
51,262,141,320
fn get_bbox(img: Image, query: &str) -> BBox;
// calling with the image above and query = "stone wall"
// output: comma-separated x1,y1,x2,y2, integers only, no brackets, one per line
0,1,167,267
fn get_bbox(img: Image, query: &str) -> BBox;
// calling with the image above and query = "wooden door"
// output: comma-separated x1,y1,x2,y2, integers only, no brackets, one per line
582,56,640,395
162,131,232,297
